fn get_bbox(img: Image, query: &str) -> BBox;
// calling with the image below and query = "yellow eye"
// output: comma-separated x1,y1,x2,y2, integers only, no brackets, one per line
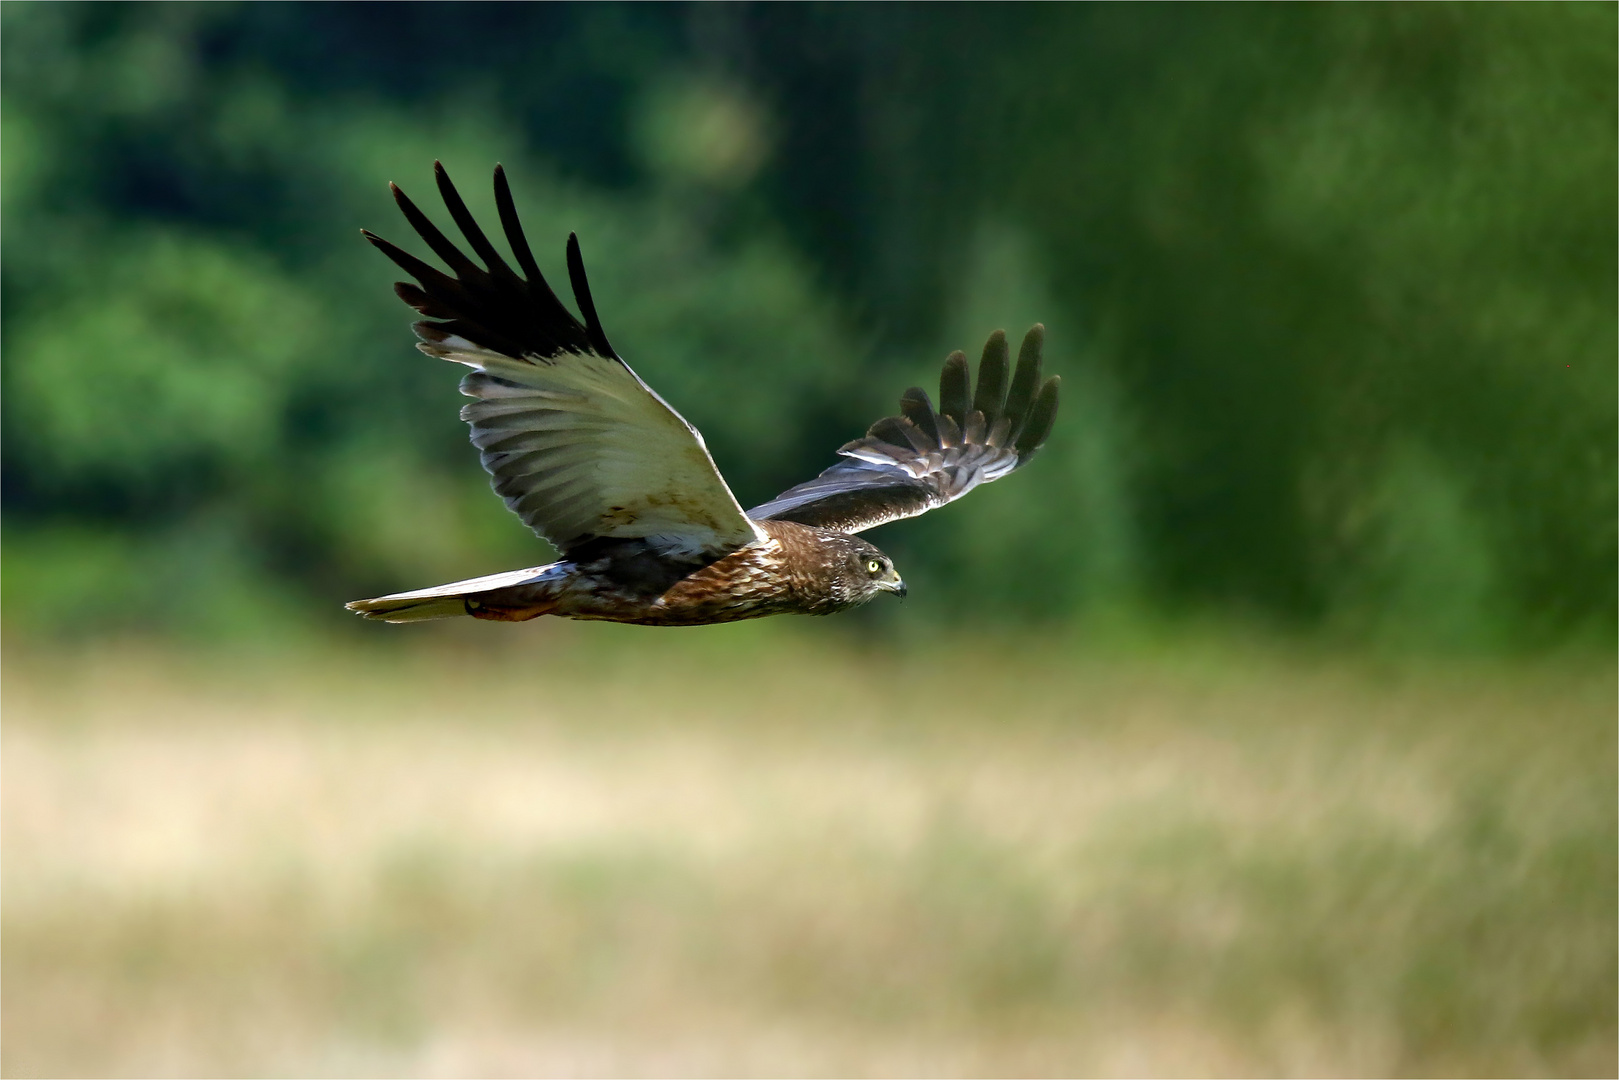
867,559,883,576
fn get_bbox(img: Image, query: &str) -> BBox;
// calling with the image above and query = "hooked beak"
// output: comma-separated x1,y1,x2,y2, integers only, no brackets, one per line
880,574,907,600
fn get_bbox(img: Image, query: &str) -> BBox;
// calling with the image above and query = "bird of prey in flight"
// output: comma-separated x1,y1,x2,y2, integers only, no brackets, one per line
347,164,1059,625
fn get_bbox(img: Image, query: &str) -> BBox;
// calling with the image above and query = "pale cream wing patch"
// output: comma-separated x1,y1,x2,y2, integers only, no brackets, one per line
419,329,762,558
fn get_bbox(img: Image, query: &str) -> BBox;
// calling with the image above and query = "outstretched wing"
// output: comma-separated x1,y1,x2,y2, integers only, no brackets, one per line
749,326,1059,534
365,162,762,560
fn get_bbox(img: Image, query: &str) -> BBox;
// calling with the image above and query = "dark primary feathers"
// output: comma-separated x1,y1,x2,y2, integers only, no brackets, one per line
348,162,1058,625
748,326,1060,534
363,163,613,361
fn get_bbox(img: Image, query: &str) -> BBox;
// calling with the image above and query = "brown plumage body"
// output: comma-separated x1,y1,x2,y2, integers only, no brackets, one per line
458,521,900,625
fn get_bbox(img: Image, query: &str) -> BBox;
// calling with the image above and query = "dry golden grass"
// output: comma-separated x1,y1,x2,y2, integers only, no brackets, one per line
3,625,1613,1077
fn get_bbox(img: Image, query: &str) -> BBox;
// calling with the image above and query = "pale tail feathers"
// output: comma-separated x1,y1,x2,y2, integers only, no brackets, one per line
346,563,565,623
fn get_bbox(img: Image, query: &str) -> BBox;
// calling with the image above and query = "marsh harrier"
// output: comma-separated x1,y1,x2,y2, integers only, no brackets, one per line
348,164,1058,624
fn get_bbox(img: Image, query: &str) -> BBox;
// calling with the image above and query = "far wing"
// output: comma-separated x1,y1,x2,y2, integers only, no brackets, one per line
749,326,1059,533
365,163,762,560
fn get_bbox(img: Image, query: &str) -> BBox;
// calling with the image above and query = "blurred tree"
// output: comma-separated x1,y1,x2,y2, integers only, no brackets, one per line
2,3,1611,645
739,3,1616,640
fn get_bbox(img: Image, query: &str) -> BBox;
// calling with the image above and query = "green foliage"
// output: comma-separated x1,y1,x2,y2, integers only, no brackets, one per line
958,4,1617,636
10,231,328,488
1,4,1611,645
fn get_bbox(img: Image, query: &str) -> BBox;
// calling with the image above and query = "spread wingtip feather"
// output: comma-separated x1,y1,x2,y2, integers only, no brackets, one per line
749,325,1058,532
565,233,618,360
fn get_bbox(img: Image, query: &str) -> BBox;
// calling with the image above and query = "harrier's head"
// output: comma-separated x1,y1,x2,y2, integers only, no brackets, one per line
751,520,907,615
824,532,907,608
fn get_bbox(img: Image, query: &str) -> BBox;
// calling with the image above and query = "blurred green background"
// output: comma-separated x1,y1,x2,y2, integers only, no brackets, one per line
2,4,1614,1077
3,2,1612,644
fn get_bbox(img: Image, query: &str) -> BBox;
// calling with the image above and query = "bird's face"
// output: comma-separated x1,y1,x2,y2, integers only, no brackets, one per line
842,538,907,604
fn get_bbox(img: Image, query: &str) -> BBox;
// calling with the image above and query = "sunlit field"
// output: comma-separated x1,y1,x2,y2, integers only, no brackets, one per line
3,627,1613,1078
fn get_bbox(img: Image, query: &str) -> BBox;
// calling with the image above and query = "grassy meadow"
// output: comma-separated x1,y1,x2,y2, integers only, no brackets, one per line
3,626,1612,1077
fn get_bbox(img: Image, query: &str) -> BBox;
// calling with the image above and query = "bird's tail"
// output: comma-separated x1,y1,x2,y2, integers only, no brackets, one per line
346,563,565,623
